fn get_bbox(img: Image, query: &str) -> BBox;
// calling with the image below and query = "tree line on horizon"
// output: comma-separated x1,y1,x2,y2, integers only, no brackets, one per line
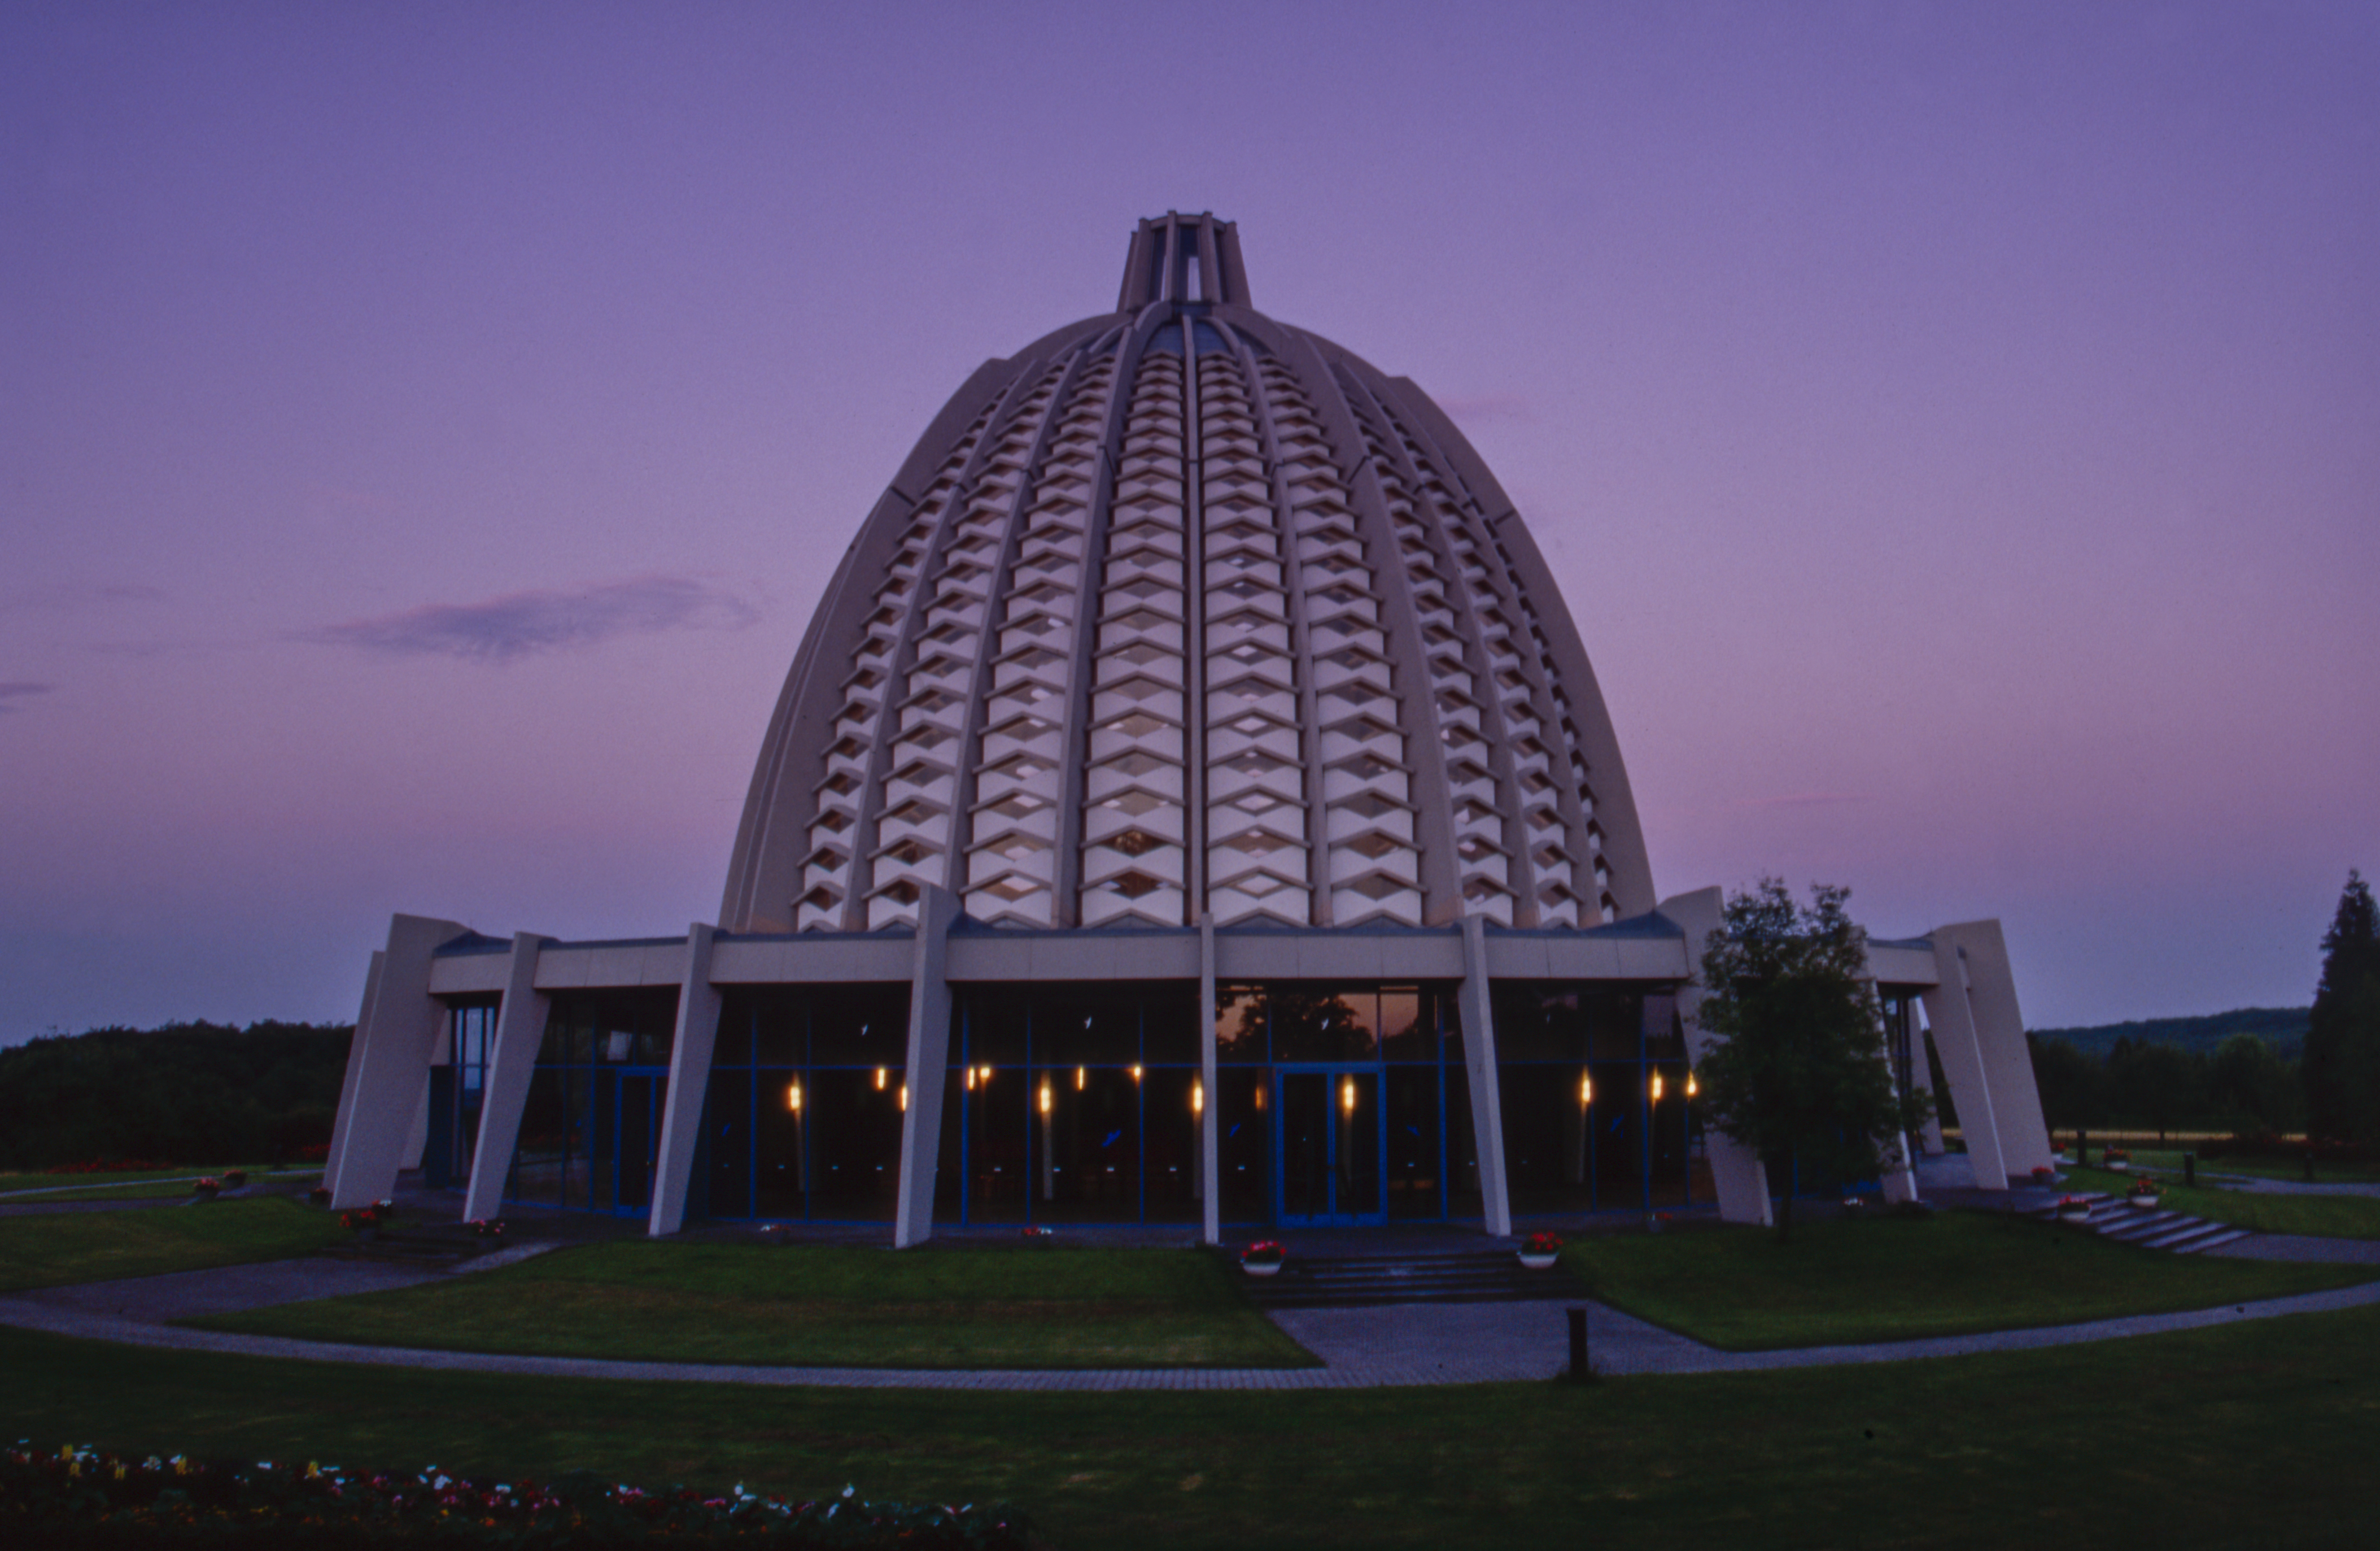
0,1022,351,1172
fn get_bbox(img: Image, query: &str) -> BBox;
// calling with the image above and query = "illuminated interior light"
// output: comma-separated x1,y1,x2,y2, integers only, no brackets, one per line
875,1067,887,1091
1130,1064,1142,1082
964,1067,976,1091
1685,1071,1698,1099
1579,1073,1592,1106
1191,1078,1204,1116
898,1082,908,1112
1075,1065,1085,1091
787,1081,802,1113
1342,1077,1356,1114
1039,1080,1053,1116
1650,1071,1664,1103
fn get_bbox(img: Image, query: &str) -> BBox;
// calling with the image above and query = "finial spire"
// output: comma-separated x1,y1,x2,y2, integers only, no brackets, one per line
1117,212,1249,311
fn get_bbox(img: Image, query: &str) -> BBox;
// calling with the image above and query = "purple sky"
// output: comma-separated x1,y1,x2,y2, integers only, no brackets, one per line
5,2,2376,1044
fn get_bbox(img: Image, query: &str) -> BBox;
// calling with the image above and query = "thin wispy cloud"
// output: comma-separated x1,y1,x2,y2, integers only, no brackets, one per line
3,582,168,611
0,682,55,713
300,575,759,664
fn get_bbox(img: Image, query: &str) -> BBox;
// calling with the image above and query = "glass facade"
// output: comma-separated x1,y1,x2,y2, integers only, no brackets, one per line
423,1000,496,1190
687,977,1696,1228
504,988,679,1214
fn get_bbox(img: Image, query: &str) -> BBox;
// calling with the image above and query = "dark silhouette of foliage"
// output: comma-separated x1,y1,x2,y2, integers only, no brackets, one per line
1689,879,1928,1240
0,1022,350,1171
2304,870,2380,1144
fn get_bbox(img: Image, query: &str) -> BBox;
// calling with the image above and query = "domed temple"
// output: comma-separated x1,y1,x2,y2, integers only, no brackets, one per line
325,215,2053,1242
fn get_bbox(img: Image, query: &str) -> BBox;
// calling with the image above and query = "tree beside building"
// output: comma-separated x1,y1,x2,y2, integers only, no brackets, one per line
2304,870,2380,1145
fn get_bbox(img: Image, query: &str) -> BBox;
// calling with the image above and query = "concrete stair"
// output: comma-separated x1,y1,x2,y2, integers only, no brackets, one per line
2030,1192,2254,1254
1236,1250,1579,1309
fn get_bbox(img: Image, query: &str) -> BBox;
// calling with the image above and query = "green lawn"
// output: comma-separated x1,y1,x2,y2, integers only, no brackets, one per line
8,1305,2380,1549
2067,1166,2380,1239
1561,1210,2374,1349
0,1198,349,1291
189,1241,1314,1369
0,1166,322,1204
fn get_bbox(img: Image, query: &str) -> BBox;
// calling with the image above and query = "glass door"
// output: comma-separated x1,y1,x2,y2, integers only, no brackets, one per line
615,1071,666,1214
1274,1067,1384,1225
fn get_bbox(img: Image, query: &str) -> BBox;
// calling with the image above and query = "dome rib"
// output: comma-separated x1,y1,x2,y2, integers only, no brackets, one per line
722,214,1654,937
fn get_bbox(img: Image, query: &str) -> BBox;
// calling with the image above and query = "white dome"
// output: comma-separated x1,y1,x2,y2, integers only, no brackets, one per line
722,213,1652,937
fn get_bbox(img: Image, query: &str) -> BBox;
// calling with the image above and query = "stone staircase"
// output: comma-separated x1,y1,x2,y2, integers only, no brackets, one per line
2030,1192,2253,1254
1236,1250,1580,1309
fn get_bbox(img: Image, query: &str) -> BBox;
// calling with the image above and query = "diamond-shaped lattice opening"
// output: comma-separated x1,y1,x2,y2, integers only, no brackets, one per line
814,809,854,834
1461,877,1509,903
879,879,923,905
1456,836,1501,862
884,839,940,866
1226,641,1266,663
1105,750,1168,777
1098,788,1169,817
900,724,954,751
988,794,1046,820
1112,607,1173,634
1108,712,1168,739
1337,753,1397,782
1113,641,1173,667
1233,874,1286,898
1222,750,1282,777
1232,791,1281,813
1337,790,1404,820
1114,576,1171,603
1230,714,1273,736
800,885,843,911
1346,831,1403,860
820,770,861,797
981,876,1042,903
1220,831,1291,855
1343,873,1410,902
1106,677,1172,703
993,835,1050,861
1104,870,1165,900
1112,829,1163,857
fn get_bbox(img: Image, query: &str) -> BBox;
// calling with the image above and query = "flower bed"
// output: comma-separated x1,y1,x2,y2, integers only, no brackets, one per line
0,1441,1030,1548
1240,1240,1285,1276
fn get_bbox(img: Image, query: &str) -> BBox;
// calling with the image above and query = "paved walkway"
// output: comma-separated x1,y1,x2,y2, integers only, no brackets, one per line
6,1246,2380,1389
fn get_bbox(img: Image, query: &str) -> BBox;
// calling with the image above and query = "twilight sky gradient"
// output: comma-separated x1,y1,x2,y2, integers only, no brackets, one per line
5,1,2376,1044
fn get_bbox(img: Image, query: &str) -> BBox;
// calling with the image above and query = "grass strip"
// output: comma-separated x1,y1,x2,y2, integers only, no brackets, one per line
2068,1166,2380,1239
0,1198,348,1291
189,1241,1314,1369
8,1304,2380,1549
1561,1209,2373,1349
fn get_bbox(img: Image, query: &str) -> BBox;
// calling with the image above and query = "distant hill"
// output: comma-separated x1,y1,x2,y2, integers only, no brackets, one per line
2030,1007,2309,1061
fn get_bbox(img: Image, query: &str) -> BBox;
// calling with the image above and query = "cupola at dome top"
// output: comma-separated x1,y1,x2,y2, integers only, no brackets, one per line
720,215,1654,937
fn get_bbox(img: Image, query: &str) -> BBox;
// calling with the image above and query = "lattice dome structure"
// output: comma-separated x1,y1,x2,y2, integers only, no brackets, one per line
723,212,1655,939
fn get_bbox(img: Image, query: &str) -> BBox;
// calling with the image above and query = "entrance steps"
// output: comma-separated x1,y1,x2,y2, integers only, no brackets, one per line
2029,1193,2254,1255
1237,1250,1578,1309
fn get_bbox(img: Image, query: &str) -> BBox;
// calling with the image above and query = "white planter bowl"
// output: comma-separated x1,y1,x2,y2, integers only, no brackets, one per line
1518,1252,1558,1270
2107,1160,2130,1172
1242,1260,1282,1278
2128,1195,2161,1210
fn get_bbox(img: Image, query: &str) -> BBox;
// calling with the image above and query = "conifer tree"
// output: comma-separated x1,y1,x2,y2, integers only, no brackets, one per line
2303,870,2380,1145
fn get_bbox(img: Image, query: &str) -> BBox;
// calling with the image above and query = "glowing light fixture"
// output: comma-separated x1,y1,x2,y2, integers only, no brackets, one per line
787,1080,803,1113
1579,1073,1593,1106
898,1082,909,1112
1038,1080,1053,1117
1191,1078,1204,1116
1130,1064,1142,1082
964,1067,976,1091
1341,1077,1357,1115
874,1067,887,1091
1650,1071,1665,1103
1685,1071,1699,1099
1075,1065,1086,1091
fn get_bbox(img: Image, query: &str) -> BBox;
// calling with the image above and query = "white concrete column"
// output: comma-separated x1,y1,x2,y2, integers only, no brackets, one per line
322,950,385,1195
892,886,960,1248
1199,911,1220,1246
1929,920,2051,1183
461,933,552,1222
1456,913,1513,1238
647,923,723,1237
326,913,466,1210
1659,887,1774,1228
1920,932,2010,1190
